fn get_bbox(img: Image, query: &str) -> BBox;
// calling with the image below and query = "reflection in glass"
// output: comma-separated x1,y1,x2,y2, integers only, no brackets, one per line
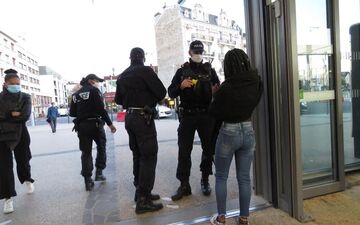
298,55,332,92
296,0,336,185
339,0,360,168
301,101,334,184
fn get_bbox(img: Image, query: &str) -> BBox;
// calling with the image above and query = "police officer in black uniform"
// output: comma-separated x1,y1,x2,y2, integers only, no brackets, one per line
70,74,117,191
115,47,166,214
168,40,220,201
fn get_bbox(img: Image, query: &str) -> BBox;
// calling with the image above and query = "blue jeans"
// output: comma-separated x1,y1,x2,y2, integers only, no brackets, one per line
214,121,255,217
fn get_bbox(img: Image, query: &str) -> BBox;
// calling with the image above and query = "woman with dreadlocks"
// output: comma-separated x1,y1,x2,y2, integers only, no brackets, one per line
209,49,263,225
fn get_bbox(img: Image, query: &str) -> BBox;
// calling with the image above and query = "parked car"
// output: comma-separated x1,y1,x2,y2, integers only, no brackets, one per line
156,105,172,118
300,101,308,114
58,107,68,116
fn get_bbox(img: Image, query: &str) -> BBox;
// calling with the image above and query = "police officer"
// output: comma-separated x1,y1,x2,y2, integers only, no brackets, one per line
115,47,166,214
69,74,117,191
168,40,220,201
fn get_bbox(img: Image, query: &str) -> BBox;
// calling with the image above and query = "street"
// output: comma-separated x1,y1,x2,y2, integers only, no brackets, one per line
2,113,356,225
1,119,262,225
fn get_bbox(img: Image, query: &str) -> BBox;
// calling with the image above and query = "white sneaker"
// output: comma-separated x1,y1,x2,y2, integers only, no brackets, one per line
210,215,225,225
25,181,34,194
3,198,14,214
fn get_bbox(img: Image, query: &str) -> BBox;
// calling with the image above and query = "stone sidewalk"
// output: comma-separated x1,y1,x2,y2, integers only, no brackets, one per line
201,173,360,225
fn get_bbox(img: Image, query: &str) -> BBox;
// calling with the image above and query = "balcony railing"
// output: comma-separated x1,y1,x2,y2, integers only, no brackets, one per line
218,38,236,46
203,52,215,58
191,33,214,42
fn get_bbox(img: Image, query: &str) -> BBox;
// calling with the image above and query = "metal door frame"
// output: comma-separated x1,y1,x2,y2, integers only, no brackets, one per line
291,0,345,199
245,0,304,221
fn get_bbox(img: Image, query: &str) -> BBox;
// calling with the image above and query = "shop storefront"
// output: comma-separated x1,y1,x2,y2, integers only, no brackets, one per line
246,0,360,221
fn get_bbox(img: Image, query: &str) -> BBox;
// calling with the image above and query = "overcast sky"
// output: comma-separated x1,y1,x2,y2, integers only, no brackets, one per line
0,0,245,81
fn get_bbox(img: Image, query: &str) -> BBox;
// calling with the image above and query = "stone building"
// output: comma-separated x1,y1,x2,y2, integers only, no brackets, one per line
0,30,52,117
154,4,246,88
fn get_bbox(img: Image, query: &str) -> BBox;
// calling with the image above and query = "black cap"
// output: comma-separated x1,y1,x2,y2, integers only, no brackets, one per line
189,40,204,53
4,69,18,75
85,74,104,82
130,47,145,60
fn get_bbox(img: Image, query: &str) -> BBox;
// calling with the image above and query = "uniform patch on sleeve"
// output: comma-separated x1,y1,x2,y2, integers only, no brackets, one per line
79,92,90,100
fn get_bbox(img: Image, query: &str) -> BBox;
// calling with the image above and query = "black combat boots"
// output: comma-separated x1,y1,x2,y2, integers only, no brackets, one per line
95,169,106,182
135,196,163,214
134,192,160,202
84,177,94,191
201,176,211,196
171,181,192,201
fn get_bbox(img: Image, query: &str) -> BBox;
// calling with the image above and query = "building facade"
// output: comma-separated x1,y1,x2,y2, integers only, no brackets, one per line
0,30,52,117
154,4,246,88
39,66,68,107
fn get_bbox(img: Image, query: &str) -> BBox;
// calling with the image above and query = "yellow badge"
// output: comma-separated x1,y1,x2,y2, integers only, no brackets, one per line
191,79,198,85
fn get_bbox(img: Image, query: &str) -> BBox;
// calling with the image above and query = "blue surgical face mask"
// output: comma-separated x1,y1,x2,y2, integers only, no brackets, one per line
7,85,21,93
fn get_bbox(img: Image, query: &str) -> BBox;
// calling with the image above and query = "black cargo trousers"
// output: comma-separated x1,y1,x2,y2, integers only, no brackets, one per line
77,119,107,178
125,112,158,198
176,112,215,182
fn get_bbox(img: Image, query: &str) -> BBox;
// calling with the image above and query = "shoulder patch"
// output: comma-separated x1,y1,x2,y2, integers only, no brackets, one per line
79,92,90,100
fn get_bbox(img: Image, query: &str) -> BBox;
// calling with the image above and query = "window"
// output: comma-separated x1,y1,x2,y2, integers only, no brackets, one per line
339,0,360,168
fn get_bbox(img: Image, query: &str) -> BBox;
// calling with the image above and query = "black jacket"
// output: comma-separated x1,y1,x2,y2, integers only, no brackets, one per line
115,62,166,108
0,89,31,146
69,83,112,125
168,59,220,109
209,70,263,123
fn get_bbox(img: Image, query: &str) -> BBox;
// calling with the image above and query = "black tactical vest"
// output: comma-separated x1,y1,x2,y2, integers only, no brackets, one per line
181,62,213,105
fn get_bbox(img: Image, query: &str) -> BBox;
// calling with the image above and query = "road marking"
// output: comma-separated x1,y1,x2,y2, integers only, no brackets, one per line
0,220,12,225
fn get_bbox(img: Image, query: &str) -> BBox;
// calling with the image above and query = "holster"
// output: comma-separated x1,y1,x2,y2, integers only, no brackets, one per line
143,106,154,126
72,118,80,132
177,107,184,120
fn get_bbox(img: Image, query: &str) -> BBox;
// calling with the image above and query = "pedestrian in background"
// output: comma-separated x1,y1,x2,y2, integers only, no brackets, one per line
69,74,117,191
115,47,166,214
209,49,263,225
0,69,35,214
47,102,59,133
168,40,220,201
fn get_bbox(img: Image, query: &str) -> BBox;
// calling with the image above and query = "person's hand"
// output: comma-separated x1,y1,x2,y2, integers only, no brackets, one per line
212,84,219,94
180,78,193,90
108,124,117,133
11,111,21,117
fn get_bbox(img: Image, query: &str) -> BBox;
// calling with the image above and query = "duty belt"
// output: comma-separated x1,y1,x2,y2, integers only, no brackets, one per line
178,107,208,114
127,107,144,114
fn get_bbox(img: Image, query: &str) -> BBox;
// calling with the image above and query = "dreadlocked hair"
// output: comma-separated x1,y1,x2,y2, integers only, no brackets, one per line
223,48,252,79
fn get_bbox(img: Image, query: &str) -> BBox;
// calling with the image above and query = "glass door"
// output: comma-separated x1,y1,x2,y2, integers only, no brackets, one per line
295,0,345,198
264,0,305,221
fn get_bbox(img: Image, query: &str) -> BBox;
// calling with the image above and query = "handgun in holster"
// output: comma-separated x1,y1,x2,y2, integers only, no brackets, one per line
72,118,79,132
177,107,184,120
94,117,104,128
143,105,154,126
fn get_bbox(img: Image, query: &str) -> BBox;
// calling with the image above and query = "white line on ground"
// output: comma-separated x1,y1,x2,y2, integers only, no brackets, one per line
0,220,12,225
